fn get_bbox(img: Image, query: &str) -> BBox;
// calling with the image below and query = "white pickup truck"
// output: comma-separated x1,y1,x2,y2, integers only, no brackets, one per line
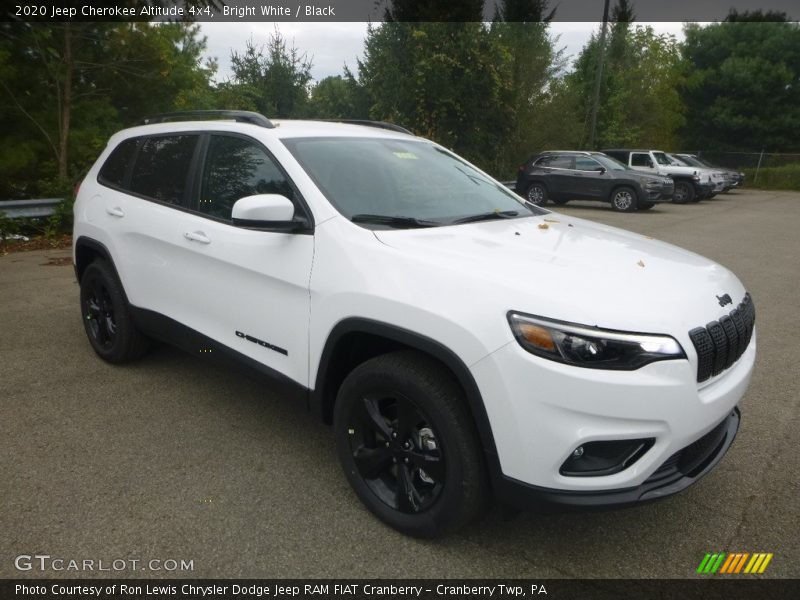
603,149,716,203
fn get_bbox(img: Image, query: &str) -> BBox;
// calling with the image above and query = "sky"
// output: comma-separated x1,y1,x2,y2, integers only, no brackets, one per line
198,22,688,84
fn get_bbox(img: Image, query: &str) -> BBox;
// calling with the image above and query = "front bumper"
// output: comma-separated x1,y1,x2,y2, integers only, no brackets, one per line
644,181,674,203
495,407,739,510
470,327,755,506
695,181,715,195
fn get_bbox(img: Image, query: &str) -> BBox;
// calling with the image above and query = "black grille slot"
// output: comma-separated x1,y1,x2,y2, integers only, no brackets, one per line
644,413,733,485
689,293,755,382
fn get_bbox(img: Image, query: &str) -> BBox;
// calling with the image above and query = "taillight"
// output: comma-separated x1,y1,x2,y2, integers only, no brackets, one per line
518,164,525,172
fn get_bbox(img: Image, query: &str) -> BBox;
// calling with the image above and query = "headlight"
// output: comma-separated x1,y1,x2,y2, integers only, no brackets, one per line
507,312,686,370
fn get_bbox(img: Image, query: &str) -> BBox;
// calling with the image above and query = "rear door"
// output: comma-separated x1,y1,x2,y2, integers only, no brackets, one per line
531,154,574,197
568,155,610,199
173,132,314,386
99,133,201,314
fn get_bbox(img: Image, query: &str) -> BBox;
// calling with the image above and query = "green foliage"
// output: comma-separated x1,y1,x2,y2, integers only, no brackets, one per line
308,74,368,119
357,22,514,175
680,20,800,151
742,164,800,191
0,22,216,200
567,22,685,149
222,32,312,118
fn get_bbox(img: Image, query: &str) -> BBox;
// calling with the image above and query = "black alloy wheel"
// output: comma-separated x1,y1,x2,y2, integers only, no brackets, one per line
348,392,444,514
80,260,150,363
334,351,488,537
84,277,117,350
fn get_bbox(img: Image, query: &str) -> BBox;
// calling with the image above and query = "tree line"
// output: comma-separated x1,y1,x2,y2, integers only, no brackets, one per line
1,0,799,201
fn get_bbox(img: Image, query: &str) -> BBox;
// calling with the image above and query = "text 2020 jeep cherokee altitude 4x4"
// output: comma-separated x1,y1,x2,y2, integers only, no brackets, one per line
73,111,756,537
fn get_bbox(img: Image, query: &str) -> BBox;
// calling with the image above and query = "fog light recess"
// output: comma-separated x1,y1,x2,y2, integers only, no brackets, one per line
559,438,654,477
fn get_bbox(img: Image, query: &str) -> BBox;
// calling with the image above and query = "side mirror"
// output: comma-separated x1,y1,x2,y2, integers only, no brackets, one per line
231,194,308,232
595,166,606,174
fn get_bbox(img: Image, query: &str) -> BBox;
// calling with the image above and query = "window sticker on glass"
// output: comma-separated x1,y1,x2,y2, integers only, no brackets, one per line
393,151,418,160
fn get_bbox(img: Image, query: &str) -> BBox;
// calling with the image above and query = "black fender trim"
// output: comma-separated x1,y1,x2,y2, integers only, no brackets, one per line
74,236,117,282
312,318,503,485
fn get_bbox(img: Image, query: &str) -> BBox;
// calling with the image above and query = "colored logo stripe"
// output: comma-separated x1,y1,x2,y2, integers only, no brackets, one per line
697,552,773,574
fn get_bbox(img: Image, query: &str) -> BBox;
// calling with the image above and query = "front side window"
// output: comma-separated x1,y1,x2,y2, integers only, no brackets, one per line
574,156,603,171
631,153,652,167
283,137,539,227
98,138,138,189
200,135,294,220
129,135,198,205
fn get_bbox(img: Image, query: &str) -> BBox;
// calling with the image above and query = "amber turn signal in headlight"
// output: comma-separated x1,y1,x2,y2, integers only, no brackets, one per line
508,311,686,370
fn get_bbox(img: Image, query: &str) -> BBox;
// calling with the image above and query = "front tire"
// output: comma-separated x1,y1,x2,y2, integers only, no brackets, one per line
672,181,695,204
525,182,548,206
333,350,488,538
610,186,638,212
80,260,149,363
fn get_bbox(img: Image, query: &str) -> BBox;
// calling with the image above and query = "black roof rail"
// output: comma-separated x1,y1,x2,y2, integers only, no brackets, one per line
318,119,413,135
140,110,275,129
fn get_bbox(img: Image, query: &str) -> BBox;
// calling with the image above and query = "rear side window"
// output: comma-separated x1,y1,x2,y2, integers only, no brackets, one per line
631,153,652,167
129,135,198,205
98,139,138,188
199,135,294,220
535,155,574,169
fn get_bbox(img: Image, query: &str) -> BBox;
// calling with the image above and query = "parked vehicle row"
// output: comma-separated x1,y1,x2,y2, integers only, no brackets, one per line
517,148,742,211
516,151,674,212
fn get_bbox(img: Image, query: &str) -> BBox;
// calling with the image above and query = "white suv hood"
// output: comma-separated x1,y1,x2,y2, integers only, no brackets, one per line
373,214,746,336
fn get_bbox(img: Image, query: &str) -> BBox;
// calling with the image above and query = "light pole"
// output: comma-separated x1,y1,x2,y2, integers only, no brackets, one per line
587,0,611,150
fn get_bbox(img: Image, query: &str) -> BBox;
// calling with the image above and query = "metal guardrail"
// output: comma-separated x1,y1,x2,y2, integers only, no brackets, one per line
0,198,64,219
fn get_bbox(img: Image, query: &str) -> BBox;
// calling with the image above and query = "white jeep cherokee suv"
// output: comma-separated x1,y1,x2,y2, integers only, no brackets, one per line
73,111,756,537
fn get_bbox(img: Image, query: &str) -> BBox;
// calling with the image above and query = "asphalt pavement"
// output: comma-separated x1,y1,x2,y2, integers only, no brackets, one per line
1,189,798,578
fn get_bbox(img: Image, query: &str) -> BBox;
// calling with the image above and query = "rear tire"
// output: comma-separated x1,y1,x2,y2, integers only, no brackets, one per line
80,260,149,363
525,182,548,206
672,181,695,204
333,350,488,538
610,186,638,212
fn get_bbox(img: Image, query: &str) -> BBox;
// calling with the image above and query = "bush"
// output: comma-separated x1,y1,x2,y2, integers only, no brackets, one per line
742,164,800,191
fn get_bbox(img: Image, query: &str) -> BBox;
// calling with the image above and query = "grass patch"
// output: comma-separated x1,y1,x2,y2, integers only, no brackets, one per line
742,163,800,191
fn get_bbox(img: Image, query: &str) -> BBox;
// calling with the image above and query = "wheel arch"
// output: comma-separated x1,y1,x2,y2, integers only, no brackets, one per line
312,318,501,477
74,236,118,283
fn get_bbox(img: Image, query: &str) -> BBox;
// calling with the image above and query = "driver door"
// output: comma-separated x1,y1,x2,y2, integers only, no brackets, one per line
173,132,314,387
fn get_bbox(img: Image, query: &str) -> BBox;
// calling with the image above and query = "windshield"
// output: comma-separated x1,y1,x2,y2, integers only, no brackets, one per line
653,152,673,166
594,154,628,171
675,154,704,168
282,137,541,227
667,153,690,166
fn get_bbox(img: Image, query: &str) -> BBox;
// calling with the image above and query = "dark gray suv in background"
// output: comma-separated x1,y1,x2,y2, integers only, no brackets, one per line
516,151,674,212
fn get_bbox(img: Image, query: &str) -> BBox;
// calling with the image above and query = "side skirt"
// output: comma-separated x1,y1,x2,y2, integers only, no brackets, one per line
129,306,309,405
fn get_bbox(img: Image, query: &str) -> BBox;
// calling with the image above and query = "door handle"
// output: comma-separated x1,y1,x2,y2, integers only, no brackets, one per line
106,206,124,218
184,231,211,244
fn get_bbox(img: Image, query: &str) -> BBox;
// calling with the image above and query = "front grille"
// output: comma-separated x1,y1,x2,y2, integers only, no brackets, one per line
644,413,732,485
689,293,755,382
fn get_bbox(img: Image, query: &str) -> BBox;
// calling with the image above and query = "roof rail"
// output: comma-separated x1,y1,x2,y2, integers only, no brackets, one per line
319,119,413,135
140,110,275,129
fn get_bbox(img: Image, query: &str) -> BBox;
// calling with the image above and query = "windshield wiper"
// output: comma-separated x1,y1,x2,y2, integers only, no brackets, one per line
451,210,519,224
350,214,441,228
